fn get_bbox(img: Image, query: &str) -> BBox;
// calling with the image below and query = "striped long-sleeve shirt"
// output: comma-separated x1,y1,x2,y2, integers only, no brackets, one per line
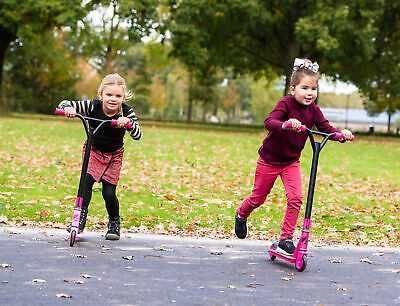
58,99,142,152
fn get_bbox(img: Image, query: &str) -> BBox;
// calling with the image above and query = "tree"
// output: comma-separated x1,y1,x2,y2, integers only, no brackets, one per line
149,76,167,117
350,2,400,132
250,77,281,123
221,81,239,122
4,30,78,113
0,0,87,114
167,0,383,95
167,1,224,121
67,0,161,74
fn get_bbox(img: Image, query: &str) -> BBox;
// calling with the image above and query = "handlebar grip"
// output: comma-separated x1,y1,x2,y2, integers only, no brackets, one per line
110,119,133,129
124,121,133,129
330,132,346,142
298,125,307,132
54,108,65,116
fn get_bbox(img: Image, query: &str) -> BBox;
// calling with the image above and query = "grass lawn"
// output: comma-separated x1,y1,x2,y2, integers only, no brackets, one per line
0,116,399,247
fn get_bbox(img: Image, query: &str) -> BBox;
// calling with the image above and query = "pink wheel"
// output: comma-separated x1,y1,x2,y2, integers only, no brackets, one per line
295,255,307,272
70,230,77,247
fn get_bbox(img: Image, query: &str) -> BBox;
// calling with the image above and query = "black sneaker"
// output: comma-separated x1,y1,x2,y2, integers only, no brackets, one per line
235,214,247,239
67,207,88,234
105,217,120,240
278,239,295,255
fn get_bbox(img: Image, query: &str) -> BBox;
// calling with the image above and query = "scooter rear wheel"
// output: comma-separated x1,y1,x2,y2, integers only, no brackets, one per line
295,255,307,272
70,230,77,247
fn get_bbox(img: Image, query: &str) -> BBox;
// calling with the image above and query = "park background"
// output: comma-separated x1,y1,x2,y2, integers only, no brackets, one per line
0,1,399,247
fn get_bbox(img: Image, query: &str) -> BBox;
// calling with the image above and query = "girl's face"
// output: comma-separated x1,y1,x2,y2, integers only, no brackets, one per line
290,75,318,106
101,84,124,115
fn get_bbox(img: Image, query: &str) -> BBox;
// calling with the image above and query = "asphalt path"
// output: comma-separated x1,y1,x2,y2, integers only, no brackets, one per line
0,226,399,306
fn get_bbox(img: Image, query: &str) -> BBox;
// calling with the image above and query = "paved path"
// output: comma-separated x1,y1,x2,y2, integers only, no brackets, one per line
0,226,399,306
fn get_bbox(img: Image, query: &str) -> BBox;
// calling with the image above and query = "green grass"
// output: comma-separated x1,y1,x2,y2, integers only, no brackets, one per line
0,116,399,246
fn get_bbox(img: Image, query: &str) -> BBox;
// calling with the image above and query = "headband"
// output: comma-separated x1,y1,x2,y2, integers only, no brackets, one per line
293,58,319,73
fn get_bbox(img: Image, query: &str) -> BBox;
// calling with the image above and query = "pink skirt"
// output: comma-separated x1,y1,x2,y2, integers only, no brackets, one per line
82,145,124,185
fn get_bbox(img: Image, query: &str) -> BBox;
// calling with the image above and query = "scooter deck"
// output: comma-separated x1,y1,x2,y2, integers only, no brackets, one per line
268,248,296,263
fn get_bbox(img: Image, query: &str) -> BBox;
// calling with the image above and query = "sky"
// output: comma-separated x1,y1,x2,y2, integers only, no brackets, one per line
319,78,358,94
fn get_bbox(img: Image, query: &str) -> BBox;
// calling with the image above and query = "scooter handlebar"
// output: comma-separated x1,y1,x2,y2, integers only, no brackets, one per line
299,125,352,142
55,108,132,129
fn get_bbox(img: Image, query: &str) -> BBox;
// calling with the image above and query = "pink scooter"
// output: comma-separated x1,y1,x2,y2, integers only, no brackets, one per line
268,126,346,271
55,108,132,247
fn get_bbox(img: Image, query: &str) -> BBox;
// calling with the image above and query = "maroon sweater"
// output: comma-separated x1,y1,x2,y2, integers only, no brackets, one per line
259,95,338,165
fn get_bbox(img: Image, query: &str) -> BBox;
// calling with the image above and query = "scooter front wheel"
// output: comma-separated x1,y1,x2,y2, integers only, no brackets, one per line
70,230,77,247
295,255,307,272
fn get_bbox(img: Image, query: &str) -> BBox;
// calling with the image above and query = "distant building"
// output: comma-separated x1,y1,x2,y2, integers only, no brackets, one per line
321,107,400,132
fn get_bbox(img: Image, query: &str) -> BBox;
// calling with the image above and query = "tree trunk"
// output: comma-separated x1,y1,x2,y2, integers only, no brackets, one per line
0,43,7,115
202,100,207,122
283,68,291,96
0,27,17,115
283,40,300,96
387,111,392,133
186,72,193,122
212,100,218,116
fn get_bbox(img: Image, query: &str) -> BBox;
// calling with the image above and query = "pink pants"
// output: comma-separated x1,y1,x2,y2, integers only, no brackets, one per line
237,158,303,240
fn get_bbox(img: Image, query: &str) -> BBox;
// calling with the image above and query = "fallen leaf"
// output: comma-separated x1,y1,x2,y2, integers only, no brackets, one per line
153,245,173,252
247,283,264,288
32,279,47,283
56,293,72,298
337,287,349,292
360,257,374,264
209,250,223,255
39,210,50,218
0,263,11,268
0,216,8,224
164,194,176,201
143,254,162,258
122,256,135,260
81,274,92,279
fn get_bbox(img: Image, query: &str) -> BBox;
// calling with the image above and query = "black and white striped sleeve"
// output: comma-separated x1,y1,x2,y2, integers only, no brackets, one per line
125,108,142,140
57,99,93,116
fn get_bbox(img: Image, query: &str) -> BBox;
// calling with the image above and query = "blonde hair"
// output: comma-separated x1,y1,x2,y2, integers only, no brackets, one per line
97,73,134,101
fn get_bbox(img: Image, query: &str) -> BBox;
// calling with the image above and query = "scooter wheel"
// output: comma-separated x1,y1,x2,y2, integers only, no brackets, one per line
270,255,276,261
295,255,307,272
70,230,77,247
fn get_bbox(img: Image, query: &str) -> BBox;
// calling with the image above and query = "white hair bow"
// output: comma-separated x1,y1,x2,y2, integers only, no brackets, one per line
293,58,319,73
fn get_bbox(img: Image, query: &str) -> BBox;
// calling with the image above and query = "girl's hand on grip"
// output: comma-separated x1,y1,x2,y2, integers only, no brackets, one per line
282,118,302,132
341,129,354,141
116,117,131,128
64,107,76,118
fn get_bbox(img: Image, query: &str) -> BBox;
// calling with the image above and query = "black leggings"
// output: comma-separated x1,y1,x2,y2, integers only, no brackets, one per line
83,174,119,220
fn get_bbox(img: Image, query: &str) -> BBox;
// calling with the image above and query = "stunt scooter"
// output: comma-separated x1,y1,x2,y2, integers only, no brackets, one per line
268,126,346,272
55,108,132,247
